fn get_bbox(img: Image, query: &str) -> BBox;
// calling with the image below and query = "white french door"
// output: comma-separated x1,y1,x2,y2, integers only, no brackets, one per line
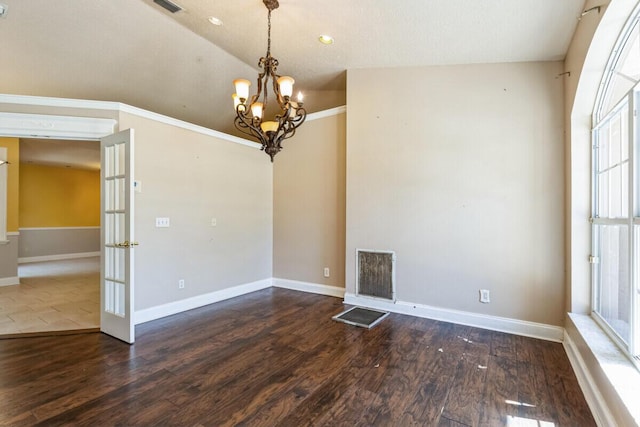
100,129,135,344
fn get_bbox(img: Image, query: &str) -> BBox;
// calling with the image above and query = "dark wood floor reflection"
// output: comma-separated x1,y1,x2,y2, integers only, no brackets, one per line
0,288,595,426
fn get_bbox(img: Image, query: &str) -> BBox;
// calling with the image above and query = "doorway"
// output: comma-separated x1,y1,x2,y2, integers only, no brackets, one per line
0,111,135,343
0,138,101,337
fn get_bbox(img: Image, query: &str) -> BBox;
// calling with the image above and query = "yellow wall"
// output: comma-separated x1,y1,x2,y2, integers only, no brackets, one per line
19,164,100,227
0,137,20,232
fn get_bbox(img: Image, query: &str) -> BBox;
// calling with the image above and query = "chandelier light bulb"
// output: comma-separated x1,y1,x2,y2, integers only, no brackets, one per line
297,91,303,103
277,76,295,98
233,79,251,101
251,102,264,119
232,94,241,109
260,121,278,133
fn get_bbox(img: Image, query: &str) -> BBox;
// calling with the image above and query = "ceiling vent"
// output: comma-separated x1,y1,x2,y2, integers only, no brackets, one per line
153,0,183,13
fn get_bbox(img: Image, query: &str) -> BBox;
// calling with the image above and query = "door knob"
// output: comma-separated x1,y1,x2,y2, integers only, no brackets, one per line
116,241,139,248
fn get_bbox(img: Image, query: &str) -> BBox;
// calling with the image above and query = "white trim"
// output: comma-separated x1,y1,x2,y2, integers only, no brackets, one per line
18,226,100,231
6,231,19,236
563,331,617,427
0,94,257,148
344,293,565,342
306,106,346,121
0,147,6,243
118,103,259,149
18,251,100,264
135,278,273,325
0,94,344,149
0,112,116,140
273,278,345,298
0,276,19,286
0,93,123,111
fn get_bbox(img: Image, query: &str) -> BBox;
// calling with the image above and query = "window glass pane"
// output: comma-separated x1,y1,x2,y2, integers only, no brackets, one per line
635,226,640,358
595,103,629,219
598,20,640,119
595,224,631,345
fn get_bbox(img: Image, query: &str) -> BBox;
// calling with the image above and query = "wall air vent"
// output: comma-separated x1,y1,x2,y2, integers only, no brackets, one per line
356,249,396,301
153,0,183,13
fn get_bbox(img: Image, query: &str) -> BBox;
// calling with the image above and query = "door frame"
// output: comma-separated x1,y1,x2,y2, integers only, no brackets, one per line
0,111,123,334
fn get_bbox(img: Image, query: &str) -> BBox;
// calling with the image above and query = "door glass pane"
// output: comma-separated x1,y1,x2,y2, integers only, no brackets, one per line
595,224,631,344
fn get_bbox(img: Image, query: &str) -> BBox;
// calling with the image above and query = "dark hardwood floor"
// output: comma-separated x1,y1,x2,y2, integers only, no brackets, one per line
0,288,595,426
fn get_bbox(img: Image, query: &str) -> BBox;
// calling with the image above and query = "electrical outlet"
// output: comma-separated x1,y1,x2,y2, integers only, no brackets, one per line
479,289,490,303
323,267,330,278
178,279,185,289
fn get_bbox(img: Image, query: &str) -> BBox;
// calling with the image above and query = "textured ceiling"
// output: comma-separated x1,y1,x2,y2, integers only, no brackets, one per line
1,0,585,168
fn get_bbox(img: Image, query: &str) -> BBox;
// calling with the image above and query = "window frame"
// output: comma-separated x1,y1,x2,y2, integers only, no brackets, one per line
591,3,640,368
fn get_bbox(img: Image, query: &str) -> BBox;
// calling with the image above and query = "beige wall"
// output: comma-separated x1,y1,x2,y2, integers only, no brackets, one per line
346,62,565,326
118,112,273,311
273,110,346,286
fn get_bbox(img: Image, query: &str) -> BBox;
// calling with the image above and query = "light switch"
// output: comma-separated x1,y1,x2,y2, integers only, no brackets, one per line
134,180,142,193
155,217,170,227
211,218,217,227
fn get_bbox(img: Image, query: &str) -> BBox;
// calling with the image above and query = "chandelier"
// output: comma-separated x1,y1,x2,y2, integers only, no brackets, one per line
232,0,306,162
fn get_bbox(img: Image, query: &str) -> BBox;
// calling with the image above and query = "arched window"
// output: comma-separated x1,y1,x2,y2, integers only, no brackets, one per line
592,3,640,368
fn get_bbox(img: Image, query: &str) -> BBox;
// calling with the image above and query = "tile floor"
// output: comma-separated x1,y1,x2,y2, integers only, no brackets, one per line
0,257,99,337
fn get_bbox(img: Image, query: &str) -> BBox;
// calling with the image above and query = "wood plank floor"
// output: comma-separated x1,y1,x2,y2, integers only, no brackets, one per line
0,288,595,426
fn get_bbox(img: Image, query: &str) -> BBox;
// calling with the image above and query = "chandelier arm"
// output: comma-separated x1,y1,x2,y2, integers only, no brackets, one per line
270,69,287,107
234,109,266,142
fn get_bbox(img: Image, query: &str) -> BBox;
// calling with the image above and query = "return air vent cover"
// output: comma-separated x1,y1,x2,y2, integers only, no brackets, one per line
153,0,183,13
332,307,389,329
356,249,396,301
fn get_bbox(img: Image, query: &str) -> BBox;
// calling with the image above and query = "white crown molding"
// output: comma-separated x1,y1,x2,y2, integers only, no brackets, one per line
0,94,344,148
0,112,116,140
344,293,565,342
306,106,346,121
116,102,259,149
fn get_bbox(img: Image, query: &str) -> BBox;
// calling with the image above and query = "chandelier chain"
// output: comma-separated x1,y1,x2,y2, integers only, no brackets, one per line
267,9,272,57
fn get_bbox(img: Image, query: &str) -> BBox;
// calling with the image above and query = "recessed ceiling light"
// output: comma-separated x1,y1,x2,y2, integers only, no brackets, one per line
318,35,334,45
208,16,223,26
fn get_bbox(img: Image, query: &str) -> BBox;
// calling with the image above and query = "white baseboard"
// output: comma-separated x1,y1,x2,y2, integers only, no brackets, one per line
19,251,100,264
0,276,19,287
135,278,273,325
563,331,617,427
343,293,564,342
273,278,345,298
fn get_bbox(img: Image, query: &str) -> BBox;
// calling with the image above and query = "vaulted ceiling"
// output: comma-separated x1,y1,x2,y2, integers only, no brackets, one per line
2,0,584,167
